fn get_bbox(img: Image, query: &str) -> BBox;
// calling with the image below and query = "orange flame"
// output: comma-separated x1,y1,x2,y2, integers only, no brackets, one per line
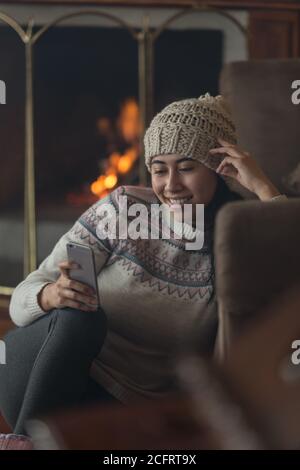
90,98,140,199
117,98,141,143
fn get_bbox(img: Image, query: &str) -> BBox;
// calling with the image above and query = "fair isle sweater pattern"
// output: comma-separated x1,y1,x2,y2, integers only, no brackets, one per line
71,185,214,302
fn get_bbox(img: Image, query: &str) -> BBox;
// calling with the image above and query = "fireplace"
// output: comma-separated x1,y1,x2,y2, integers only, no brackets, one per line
0,4,247,289
34,26,222,203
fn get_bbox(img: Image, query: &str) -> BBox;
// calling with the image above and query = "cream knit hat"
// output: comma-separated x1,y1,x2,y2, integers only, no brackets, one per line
144,93,248,196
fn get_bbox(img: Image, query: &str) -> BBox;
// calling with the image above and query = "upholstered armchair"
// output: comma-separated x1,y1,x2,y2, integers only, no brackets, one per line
214,58,300,359
214,197,300,360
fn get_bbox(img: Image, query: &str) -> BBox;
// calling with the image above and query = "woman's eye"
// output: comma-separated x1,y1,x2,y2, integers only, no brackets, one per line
153,170,166,175
179,167,194,172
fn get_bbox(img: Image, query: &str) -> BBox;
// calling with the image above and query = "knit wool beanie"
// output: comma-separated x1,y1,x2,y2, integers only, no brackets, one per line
144,93,248,197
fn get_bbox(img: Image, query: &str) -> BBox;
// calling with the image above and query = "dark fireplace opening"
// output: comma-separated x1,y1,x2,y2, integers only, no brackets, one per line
154,28,222,109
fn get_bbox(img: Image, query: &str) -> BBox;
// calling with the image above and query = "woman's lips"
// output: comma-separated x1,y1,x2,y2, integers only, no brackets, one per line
165,196,193,209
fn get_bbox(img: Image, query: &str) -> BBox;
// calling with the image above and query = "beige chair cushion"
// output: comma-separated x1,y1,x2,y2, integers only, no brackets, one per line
214,198,300,359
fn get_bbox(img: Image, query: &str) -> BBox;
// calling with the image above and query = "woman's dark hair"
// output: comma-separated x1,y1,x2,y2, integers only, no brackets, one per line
205,175,243,224
205,175,243,303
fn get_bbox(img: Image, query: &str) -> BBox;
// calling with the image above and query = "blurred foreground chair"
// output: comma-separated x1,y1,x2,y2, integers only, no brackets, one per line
221,279,300,449
178,279,300,450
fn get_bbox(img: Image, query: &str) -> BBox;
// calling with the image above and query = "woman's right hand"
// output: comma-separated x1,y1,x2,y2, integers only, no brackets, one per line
38,261,99,312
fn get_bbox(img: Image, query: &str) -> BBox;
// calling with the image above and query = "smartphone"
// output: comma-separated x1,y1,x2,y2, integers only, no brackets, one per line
66,242,100,306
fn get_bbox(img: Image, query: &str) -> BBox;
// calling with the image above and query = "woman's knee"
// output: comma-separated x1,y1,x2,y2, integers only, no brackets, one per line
49,306,108,350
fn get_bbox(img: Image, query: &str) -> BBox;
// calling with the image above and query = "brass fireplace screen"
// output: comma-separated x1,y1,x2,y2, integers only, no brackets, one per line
0,6,247,296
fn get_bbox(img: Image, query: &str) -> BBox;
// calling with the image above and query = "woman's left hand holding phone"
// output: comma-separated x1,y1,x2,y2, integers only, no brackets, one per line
38,260,99,312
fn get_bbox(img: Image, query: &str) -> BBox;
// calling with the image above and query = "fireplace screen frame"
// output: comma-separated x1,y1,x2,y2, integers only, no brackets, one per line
0,6,247,296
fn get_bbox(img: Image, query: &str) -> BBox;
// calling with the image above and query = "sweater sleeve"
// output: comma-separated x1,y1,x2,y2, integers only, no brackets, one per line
9,197,115,327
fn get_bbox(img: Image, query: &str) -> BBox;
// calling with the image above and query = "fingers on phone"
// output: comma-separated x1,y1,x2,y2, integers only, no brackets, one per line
59,261,75,269
59,261,80,274
65,300,98,312
64,289,98,307
68,279,96,297
78,302,98,312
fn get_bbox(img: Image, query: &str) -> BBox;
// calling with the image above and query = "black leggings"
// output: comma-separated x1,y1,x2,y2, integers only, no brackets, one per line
0,307,119,435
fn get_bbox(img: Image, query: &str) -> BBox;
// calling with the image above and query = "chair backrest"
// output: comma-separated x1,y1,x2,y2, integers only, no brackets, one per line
220,59,300,197
214,198,300,360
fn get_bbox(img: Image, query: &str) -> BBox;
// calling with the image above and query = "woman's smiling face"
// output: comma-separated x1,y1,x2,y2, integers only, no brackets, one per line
150,154,218,207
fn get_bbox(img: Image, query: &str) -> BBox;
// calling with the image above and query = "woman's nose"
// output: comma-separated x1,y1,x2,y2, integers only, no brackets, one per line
165,170,183,192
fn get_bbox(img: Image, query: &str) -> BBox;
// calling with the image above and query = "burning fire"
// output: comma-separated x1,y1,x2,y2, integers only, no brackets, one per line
91,98,141,199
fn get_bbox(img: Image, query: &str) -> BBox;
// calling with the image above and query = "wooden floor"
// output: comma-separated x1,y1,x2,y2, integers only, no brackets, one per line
0,318,12,341
0,295,13,433
0,415,11,433
0,295,13,339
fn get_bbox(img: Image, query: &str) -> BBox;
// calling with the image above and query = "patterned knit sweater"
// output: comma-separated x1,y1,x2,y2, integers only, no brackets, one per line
10,185,217,405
